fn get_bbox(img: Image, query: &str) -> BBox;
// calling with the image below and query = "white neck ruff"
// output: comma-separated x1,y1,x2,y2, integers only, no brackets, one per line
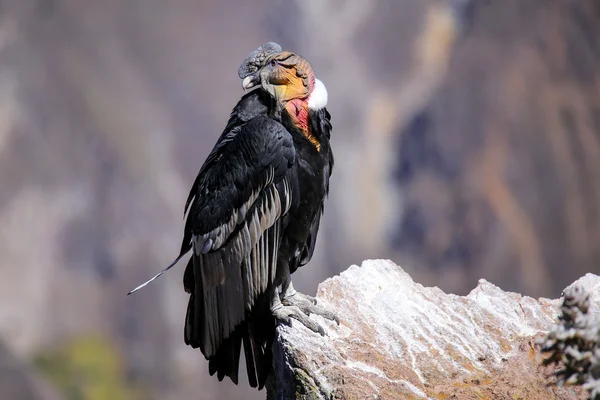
307,79,328,110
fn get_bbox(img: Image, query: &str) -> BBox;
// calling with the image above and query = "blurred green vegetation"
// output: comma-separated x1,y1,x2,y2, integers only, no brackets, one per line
32,335,146,400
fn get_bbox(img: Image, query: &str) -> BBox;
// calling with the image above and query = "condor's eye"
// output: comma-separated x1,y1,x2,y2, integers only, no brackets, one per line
270,60,278,67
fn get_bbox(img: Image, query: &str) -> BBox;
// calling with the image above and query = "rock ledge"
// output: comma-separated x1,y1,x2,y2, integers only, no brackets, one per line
268,259,599,399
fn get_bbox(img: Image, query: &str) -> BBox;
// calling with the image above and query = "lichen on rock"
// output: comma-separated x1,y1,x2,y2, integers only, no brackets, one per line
539,282,600,399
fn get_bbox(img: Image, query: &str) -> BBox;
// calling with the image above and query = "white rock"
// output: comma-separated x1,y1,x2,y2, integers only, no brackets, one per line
268,259,596,400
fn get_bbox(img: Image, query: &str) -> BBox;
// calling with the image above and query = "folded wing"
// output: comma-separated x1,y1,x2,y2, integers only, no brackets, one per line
181,115,296,361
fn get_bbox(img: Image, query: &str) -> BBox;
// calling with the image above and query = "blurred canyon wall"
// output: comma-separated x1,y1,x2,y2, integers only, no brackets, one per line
0,0,598,399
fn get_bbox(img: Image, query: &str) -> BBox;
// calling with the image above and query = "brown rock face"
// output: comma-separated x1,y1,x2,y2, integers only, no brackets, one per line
268,260,598,399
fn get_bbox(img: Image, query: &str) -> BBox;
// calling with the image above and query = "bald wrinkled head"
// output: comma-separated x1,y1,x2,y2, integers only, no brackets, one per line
237,42,282,79
238,42,316,107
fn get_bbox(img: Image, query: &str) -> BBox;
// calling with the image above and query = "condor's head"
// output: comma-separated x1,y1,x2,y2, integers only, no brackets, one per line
237,42,328,113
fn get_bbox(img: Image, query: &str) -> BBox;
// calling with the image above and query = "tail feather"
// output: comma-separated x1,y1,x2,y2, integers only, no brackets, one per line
243,331,258,388
244,326,272,389
203,319,272,388
244,293,275,389
208,327,243,384
184,256,275,389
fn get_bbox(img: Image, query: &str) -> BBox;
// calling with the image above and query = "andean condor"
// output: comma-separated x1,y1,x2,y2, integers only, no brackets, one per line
128,42,337,389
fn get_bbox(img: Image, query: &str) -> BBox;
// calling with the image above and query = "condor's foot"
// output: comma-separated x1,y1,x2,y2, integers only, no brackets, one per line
282,291,340,325
271,303,327,336
271,282,339,334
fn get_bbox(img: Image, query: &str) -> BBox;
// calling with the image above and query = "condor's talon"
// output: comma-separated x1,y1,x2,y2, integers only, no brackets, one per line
279,282,339,325
271,287,327,335
282,292,339,325
272,304,326,336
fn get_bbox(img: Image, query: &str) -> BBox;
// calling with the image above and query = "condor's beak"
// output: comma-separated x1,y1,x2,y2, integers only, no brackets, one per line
242,74,260,91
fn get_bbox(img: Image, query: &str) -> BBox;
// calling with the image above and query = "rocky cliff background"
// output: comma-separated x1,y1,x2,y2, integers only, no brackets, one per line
0,0,598,399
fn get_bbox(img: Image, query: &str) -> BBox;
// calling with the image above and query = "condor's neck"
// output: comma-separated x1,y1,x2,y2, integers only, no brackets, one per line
284,99,321,152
